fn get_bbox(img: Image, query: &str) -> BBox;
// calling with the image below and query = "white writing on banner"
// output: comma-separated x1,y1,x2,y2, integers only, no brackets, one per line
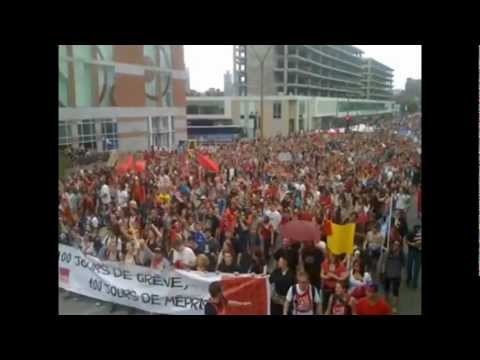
59,244,218,314
59,245,270,315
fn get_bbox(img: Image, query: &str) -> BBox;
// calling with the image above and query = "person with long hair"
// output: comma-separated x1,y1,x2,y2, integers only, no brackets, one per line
320,252,348,314
326,282,353,315
348,259,372,299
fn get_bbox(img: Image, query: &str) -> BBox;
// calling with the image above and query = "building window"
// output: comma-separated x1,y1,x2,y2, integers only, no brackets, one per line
152,116,169,133
153,133,170,149
299,101,306,116
59,60,69,107
77,119,97,150
273,102,282,119
97,65,115,107
101,119,118,151
59,121,73,146
74,62,93,107
299,116,304,131
187,102,224,115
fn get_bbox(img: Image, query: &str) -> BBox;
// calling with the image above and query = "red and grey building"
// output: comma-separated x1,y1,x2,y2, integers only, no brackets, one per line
59,45,187,152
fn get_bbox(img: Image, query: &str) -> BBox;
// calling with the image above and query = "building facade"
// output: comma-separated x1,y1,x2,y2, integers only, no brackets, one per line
234,45,367,98
361,58,394,100
187,95,396,142
224,70,233,96
59,45,187,152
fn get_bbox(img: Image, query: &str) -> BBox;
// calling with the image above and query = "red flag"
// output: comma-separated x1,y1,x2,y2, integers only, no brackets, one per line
125,155,134,171
135,160,146,173
323,219,333,236
197,153,220,173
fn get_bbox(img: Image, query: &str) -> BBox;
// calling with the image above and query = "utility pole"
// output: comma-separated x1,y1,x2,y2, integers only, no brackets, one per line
249,45,273,139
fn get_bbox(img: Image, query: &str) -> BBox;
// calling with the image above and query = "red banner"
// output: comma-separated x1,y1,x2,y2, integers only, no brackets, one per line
220,276,269,315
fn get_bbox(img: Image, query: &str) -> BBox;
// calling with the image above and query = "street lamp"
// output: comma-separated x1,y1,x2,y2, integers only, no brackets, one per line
249,45,274,139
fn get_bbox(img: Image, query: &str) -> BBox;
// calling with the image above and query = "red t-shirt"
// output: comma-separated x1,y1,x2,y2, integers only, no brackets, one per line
261,223,273,243
299,211,313,221
133,184,146,205
320,195,332,208
321,260,347,290
355,297,392,315
331,295,352,315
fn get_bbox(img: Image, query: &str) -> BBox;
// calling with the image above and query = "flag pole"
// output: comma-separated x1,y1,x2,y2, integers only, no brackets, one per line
386,196,393,252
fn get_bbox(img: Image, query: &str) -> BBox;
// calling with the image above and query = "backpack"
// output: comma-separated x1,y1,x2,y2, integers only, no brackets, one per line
290,284,317,315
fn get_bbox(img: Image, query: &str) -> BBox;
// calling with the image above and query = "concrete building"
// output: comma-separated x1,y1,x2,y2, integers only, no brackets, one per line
186,67,190,93
224,70,233,96
233,45,366,98
59,45,187,152
187,95,395,142
361,58,394,100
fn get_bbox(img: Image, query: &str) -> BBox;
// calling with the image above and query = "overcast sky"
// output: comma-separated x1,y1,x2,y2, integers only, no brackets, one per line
184,45,421,92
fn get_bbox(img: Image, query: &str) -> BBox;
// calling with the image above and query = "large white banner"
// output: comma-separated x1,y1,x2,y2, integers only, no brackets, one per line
59,245,270,315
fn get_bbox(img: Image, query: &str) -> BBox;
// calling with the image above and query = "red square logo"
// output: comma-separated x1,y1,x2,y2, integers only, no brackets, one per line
59,267,70,284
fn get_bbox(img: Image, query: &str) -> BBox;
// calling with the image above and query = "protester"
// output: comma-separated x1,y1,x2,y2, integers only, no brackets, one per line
59,115,421,315
406,225,422,289
204,281,252,315
348,259,372,298
380,240,405,314
217,251,240,273
326,282,353,315
320,252,348,313
364,224,384,275
284,271,322,315
269,256,295,315
171,238,197,270
196,254,210,272
352,283,392,315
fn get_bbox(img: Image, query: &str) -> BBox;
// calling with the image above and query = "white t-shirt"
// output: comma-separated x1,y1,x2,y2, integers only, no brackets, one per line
265,209,282,231
286,284,321,315
396,193,411,210
100,184,111,205
172,247,197,268
117,190,129,208
348,271,372,292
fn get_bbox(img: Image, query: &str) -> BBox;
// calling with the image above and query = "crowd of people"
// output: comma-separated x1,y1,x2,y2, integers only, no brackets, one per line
59,114,422,315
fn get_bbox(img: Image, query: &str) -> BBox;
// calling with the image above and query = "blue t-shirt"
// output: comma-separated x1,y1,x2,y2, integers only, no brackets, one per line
193,231,207,253
180,185,191,195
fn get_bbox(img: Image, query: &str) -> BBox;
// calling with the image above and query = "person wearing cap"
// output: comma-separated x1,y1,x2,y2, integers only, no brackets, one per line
352,283,392,315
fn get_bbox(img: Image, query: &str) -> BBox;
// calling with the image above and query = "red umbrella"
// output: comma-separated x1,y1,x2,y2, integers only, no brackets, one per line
197,153,220,173
279,220,321,244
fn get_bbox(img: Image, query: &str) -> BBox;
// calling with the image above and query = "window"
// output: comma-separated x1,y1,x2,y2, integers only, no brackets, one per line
74,62,93,107
273,102,282,119
96,45,113,61
299,101,306,116
77,119,97,150
59,121,73,146
97,65,115,107
187,102,224,115
153,133,170,148
59,60,69,107
152,116,169,133
73,45,93,60
101,119,118,151
299,116,304,131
